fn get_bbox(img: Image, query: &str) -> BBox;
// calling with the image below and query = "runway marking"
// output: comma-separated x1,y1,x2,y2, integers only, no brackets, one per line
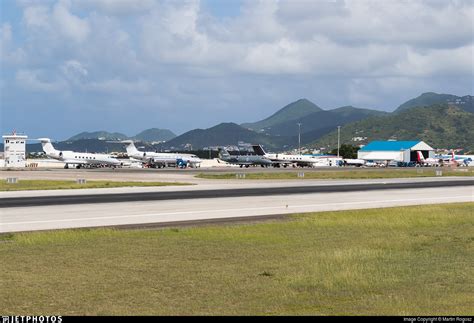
2,195,472,226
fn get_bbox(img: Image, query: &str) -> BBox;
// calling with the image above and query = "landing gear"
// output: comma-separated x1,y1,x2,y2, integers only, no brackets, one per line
240,165,243,168
76,164,81,169
64,164,69,169
245,165,250,168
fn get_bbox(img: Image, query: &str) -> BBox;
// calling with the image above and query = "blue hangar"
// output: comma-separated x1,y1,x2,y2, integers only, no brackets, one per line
357,140,435,163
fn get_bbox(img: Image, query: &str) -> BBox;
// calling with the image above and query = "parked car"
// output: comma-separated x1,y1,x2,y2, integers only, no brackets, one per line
364,160,377,167
387,160,399,167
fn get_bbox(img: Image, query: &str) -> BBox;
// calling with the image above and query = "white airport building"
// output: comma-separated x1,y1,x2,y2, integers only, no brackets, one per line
358,140,435,163
2,132,28,168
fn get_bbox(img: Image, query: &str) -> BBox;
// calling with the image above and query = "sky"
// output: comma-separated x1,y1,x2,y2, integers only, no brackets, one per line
1,0,473,140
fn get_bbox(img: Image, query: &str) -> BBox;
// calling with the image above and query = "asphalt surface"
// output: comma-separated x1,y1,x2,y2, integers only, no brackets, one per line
2,186,472,233
1,179,473,208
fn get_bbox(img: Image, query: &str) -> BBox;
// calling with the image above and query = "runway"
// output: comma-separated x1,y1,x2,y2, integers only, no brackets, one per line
1,178,474,208
1,180,472,233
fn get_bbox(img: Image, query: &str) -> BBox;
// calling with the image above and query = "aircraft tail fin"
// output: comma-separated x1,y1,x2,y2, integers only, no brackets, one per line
37,138,57,155
218,148,230,159
123,140,140,156
417,151,425,162
252,144,266,156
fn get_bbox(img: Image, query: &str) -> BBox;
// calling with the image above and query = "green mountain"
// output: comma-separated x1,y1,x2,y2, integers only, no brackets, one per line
395,92,474,113
49,92,472,154
68,131,128,141
160,122,293,150
263,105,387,137
241,99,322,131
312,104,474,151
68,128,176,143
132,128,176,142
330,106,387,118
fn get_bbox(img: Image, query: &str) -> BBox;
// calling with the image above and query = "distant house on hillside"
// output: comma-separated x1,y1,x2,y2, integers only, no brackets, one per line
357,140,434,163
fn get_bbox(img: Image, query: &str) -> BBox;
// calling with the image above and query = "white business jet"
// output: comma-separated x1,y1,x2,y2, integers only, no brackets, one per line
39,138,121,169
252,144,333,167
122,140,201,168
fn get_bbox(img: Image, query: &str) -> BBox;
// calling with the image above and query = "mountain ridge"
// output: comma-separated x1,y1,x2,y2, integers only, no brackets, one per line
159,122,293,150
67,128,176,143
394,92,473,113
241,98,322,132
312,104,474,152
54,92,473,152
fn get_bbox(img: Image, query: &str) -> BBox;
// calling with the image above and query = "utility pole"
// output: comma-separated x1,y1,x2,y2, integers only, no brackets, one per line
337,126,341,158
297,123,302,155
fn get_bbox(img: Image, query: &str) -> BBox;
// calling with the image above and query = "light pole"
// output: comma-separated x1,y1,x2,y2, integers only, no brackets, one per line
297,123,302,155
337,125,341,158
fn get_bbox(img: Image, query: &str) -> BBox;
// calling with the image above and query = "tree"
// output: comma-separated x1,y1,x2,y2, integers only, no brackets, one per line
330,144,360,159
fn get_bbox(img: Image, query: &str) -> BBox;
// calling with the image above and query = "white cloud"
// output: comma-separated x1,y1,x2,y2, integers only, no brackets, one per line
61,60,88,83
22,1,90,43
277,0,473,49
12,0,473,80
135,0,474,78
85,78,152,94
0,23,13,59
0,23,26,64
397,44,474,77
15,69,65,92
76,0,156,16
52,0,90,43
23,5,50,28
240,38,305,74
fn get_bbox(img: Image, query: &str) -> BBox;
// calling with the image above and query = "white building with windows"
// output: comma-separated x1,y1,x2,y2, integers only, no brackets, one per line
3,132,28,168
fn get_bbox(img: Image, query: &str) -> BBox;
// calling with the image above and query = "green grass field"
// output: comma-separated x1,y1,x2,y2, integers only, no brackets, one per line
196,168,474,180
1,203,472,315
0,180,191,191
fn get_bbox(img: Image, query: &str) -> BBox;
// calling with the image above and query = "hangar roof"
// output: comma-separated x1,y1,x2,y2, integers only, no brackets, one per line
360,141,433,152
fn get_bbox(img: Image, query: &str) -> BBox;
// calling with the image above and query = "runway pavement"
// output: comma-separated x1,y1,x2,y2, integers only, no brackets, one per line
1,180,472,233
1,169,472,233
1,178,473,208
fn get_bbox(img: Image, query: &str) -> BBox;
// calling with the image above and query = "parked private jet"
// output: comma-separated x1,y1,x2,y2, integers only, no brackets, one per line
218,148,272,168
39,138,121,169
251,144,338,167
122,140,201,168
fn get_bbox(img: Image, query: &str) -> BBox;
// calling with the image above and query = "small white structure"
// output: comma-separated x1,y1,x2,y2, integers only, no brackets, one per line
3,132,28,168
311,157,343,167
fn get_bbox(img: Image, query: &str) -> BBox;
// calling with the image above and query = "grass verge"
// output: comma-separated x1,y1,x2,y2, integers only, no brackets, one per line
1,203,473,315
196,168,474,180
0,180,191,191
